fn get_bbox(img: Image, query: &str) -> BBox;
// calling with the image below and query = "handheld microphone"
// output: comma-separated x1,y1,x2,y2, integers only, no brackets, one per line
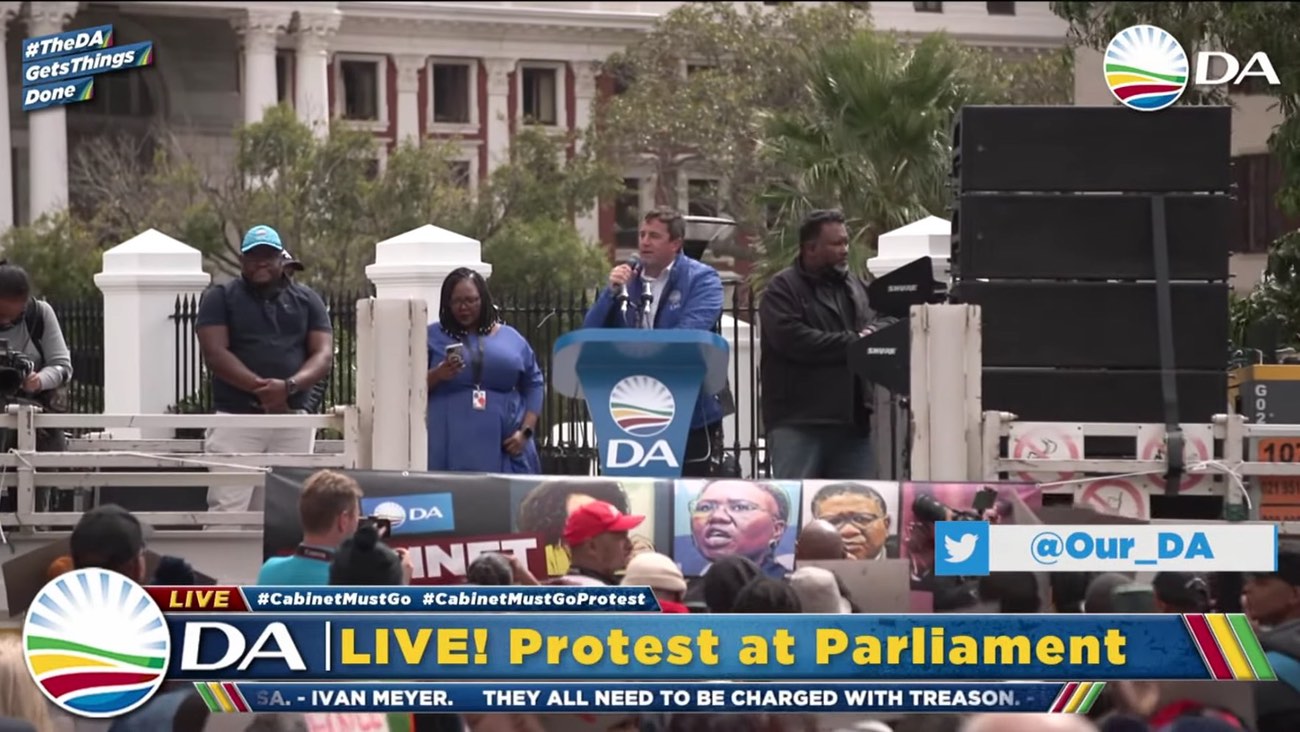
614,255,640,305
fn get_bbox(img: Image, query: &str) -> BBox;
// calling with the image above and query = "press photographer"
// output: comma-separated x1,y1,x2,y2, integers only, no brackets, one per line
0,262,73,450
907,487,1007,610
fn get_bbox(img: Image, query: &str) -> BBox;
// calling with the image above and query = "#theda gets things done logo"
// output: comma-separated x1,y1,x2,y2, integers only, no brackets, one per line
21,24,155,113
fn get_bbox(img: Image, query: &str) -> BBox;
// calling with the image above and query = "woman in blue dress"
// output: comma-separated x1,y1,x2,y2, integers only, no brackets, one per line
427,268,545,473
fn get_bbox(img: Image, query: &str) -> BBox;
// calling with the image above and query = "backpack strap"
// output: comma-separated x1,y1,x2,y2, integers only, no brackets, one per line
23,298,44,361
1267,650,1300,693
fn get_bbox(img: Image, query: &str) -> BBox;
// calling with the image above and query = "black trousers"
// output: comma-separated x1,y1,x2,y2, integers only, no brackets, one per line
681,421,725,478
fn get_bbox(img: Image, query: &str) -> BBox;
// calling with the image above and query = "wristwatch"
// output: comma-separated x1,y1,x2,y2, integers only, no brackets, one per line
285,378,300,396
521,426,533,439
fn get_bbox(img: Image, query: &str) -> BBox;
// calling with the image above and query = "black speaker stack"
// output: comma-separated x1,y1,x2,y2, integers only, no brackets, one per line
948,106,1232,487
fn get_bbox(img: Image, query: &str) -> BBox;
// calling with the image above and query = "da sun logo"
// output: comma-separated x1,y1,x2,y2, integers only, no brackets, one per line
24,568,171,718
1104,24,1189,112
609,375,675,437
606,375,680,470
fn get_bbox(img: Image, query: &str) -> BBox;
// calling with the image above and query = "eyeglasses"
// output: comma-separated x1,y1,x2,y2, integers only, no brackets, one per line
821,512,883,529
690,499,770,517
451,296,481,309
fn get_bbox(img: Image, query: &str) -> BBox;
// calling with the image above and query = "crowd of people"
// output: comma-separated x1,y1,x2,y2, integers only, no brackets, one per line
7,469,1297,732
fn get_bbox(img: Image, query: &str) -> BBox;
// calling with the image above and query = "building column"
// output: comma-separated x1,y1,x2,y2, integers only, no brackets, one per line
232,8,290,127
394,55,424,145
483,57,516,175
572,61,600,243
0,2,20,231
25,1,79,223
294,10,340,136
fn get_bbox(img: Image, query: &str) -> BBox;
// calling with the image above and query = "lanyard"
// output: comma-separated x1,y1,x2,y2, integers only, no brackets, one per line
295,544,334,562
467,335,486,387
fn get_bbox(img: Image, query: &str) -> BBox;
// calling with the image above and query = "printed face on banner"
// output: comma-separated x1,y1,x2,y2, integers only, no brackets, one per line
509,477,670,577
801,481,901,561
898,482,1042,608
672,480,802,579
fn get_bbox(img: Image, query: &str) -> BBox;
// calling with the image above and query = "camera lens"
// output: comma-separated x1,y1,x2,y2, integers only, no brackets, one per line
912,493,951,523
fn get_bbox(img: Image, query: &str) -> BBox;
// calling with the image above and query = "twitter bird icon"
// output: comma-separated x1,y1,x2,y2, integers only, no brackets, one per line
933,521,990,576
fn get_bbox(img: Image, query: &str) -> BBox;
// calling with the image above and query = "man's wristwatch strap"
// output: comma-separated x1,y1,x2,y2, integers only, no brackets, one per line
286,378,300,395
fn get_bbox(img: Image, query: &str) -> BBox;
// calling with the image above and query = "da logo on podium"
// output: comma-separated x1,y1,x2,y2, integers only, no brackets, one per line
608,375,679,470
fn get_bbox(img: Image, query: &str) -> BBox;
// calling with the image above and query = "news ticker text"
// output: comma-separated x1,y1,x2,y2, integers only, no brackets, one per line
192,681,1103,715
164,613,1275,682
148,586,658,612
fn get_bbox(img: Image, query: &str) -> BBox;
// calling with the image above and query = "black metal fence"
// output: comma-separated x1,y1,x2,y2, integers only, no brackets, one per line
48,298,104,415
169,285,769,476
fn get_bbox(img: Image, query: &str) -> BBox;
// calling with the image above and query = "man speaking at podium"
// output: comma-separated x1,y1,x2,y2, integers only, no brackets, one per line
582,207,725,477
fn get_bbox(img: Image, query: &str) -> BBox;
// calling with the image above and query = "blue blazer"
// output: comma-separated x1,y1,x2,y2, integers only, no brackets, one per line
582,252,725,430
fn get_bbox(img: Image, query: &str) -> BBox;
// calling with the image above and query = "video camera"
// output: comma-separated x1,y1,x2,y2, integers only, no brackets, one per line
0,339,35,399
911,486,999,523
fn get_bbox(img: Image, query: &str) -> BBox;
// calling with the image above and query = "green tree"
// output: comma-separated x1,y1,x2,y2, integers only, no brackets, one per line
0,212,102,300
5,104,620,297
589,1,871,232
754,31,1016,288
1051,2,1300,347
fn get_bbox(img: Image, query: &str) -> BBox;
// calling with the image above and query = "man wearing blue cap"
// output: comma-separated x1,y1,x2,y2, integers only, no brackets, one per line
195,225,333,515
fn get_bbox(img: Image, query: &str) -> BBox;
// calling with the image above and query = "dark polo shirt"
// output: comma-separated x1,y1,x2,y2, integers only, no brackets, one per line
195,277,332,414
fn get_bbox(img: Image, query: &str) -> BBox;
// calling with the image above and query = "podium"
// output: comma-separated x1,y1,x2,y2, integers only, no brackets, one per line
552,329,730,477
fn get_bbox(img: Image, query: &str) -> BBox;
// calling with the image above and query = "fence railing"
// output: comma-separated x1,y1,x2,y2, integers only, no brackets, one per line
45,287,910,482
167,286,770,476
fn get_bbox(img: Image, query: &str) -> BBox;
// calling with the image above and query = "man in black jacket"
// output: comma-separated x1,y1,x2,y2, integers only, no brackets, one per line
1246,542,1300,732
759,209,890,480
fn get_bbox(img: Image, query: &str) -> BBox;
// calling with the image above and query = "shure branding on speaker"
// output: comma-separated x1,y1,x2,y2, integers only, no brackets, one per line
868,347,896,355
888,284,918,292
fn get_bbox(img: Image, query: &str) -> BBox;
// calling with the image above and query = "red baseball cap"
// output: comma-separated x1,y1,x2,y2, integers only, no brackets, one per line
562,500,645,547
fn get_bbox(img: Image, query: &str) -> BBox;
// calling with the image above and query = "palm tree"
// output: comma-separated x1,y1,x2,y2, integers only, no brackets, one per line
754,30,1003,290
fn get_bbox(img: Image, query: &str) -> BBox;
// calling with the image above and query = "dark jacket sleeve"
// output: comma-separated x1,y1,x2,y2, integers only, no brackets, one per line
759,273,858,365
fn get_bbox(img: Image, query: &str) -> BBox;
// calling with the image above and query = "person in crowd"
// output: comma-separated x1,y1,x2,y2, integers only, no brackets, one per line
789,566,852,613
808,482,894,559
685,480,792,578
427,267,544,473
257,469,363,585
197,225,333,514
582,207,726,477
731,577,802,613
962,714,1097,732
1244,542,1300,732
69,504,147,581
557,500,644,586
759,209,893,480
467,553,516,585
515,479,636,576
0,635,51,732
697,554,762,613
623,552,690,613
1153,572,1212,613
329,522,413,585
1051,572,1095,613
976,572,1041,613
1084,573,1132,613
794,520,849,562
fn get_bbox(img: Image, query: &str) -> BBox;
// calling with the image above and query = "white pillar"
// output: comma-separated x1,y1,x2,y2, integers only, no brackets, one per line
868,215,952,283
394,54,424,144
572,61,600,243
93,230,212,439
908,304,983,481
232,8,290,126
294,10,340,136
0,3,19,231
25,2,79,223
355,299,428,471
483,57,516,174
364,225,493,325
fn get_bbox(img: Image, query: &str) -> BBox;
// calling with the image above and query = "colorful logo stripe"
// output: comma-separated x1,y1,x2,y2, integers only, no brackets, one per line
193,681,250,713
1049,681,1105,714
1183,613,1277,680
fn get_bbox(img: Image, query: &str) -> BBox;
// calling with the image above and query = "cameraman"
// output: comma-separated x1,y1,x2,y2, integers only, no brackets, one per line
0,262,72,451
